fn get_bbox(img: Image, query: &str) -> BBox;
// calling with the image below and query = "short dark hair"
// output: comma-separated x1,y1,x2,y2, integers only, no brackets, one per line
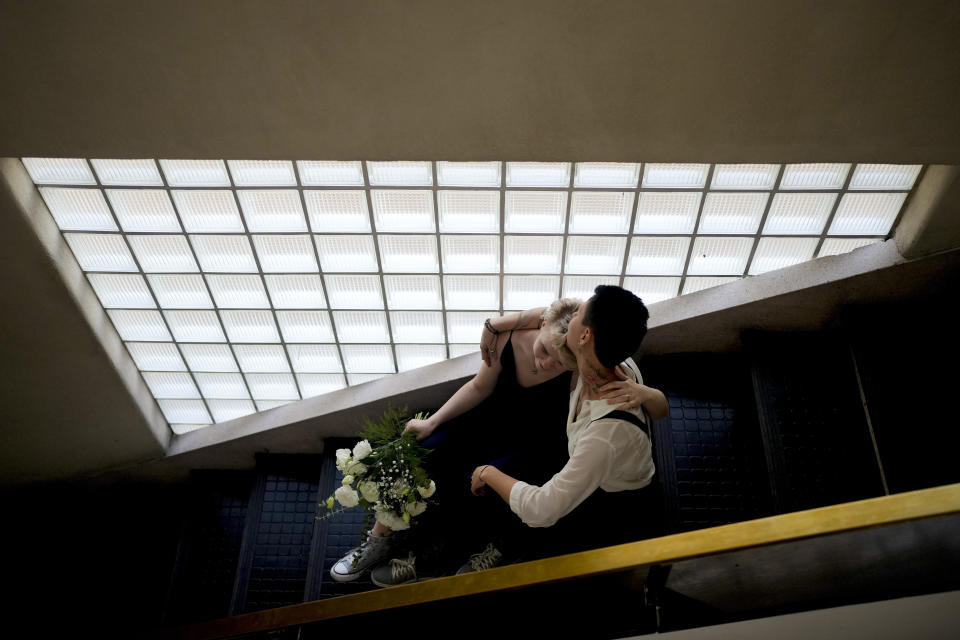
581,285,649,369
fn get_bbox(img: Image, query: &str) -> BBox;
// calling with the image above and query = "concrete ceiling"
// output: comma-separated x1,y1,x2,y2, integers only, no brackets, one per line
1,0,960,487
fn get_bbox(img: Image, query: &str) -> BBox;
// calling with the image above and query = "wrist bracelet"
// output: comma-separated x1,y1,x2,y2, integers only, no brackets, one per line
483,318,500,335
478,465,489,482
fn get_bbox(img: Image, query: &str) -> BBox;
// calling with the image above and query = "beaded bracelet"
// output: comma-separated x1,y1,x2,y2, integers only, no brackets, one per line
483,318,500,335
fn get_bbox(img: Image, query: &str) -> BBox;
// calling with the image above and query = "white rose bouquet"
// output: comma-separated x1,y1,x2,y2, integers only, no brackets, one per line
322,406,435,532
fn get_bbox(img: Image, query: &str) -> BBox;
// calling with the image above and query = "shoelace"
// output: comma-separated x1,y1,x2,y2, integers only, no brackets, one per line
468,543,502,571
389,553,417,583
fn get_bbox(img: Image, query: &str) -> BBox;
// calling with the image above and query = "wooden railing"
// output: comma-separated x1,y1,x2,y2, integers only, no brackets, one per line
153,483,960,640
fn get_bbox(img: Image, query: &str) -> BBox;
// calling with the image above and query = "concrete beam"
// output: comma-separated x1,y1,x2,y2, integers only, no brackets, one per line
894,165,960,259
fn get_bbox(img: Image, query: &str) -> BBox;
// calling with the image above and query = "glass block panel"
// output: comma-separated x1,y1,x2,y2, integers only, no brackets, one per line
574,163,641,189
170,424,211,435
828,193,906,235
298,373,347,398
40,187,116,231
437,161,501,187
561,276,618,301
252,235,318,272
711,164,779,190
438,190,500,232
303,190,371,232
180,343,238,372
367,161,433,186
157,399,211,424
390,311,445,343
443,275,499,310
818,237,882,257
441,235,499,273
568,192,634,234
107,309,171,341
172,191,244,233
190,235,259,272
206,274,270,309
288,345,342,373
378,235,439,273
325,274,384,309
22,158,95,185
127,235,198,273
264,274,327,308
314,235,378,272
749,237,819,275
159,159,231,187
163,310,226,342
207,399,258,422
371,190,435,231
396,345,447,372
625,237,690,275
233,344,290,372
237,190,307,232
348,373,391,385
91,159,163,186
506,162,571,187
194,373,249,399
503,275,560,310
143,372,200,399
780,163,850,190
763,193,836,235
849,164,921,190
504,191,567,233
688,237,755,275
88,274,155,308
642,163,709,188
148,274,213,309
448,344,477,358
698,193,768,234
104,190,180,233
125,342,186,371
621,277,681,304
276,310,335,342
341,345,395,373
64,233,138,272
634,192,702,234
682,276,740,295
297,161,365,186
564,236,627,274
227,160,297,186
332,311,390,343
383,274,442,310
446,312,496,343
504,235,563,273
220,310,281,343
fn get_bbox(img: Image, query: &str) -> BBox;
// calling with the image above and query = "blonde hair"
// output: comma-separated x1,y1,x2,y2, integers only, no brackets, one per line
541,297,581,370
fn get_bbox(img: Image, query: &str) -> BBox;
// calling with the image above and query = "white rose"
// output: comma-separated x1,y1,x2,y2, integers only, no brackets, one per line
346,461,368,476
359,481,380,502
335,448,351,471
374,505,409,531
334,485,359,508
352,439,373,461
417,480,436,498
405,501,427,517
341,474,354,486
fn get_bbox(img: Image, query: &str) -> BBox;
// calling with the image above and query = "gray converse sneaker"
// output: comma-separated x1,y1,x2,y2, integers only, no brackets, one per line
329,533,392,582
455,543,503,575
370,552,423,587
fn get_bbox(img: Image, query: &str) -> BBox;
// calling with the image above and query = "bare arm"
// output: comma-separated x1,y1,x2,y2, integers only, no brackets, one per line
601,364,669,419
480,307,546,366
405,334,505,440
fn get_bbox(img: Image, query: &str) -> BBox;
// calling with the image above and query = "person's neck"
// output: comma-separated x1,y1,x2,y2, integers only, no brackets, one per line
575,349,616,400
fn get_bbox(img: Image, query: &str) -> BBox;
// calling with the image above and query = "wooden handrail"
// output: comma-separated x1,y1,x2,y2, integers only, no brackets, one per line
156,482,960,640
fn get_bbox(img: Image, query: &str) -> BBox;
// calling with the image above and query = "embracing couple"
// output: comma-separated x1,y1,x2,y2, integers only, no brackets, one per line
331,285,668,587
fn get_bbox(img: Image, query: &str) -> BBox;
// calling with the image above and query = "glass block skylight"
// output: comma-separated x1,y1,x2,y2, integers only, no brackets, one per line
23,159,922,433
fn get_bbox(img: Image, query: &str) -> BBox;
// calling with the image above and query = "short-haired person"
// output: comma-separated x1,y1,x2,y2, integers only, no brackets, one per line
467,285,664,562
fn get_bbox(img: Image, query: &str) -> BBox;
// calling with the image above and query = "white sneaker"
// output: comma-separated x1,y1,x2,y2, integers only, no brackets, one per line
455,543,503,575
329,533,392,582
370,552,423,587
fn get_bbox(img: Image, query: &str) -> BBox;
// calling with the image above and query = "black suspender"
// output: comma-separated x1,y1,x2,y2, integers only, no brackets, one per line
590,409,650,438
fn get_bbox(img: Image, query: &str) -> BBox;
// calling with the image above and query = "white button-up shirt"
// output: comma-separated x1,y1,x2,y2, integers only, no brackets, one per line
508,359,655,527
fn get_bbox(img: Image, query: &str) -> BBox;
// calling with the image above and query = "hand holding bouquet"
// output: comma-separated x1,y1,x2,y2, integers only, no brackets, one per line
324,406,436,530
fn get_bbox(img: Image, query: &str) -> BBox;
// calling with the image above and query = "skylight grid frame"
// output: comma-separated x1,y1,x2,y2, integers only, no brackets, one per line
29,157,927,431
